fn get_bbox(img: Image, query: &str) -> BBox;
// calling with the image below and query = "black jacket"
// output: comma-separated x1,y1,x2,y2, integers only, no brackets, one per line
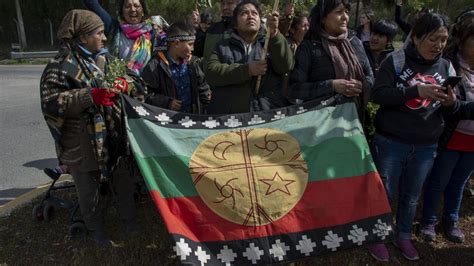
289,33,374,104
395,5,412,37
371,45,466,145
363,41,394,77
193,28,206,58
438,53,474,150
141,52,211,114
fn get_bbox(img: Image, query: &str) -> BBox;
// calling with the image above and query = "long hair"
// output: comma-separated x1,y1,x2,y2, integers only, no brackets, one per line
305,0,350,40
117,0,149,21
410,13,449,43
361,9,375,29
445,9,474,58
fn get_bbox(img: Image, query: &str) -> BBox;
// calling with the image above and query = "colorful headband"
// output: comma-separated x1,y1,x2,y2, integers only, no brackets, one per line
165,35,196,42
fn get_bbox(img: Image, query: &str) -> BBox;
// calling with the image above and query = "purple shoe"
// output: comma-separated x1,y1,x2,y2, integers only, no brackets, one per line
394,239,419,261
367,243,389,262
444,222,465,243
419,223,436,241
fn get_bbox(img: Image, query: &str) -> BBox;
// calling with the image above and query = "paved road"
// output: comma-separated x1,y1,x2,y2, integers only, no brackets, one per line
0,65,58,205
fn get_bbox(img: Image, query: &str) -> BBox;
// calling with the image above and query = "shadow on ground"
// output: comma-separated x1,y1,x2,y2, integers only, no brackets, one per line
23,158,59,170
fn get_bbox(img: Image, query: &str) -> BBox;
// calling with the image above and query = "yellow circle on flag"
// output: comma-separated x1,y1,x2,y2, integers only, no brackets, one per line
189,129,308,226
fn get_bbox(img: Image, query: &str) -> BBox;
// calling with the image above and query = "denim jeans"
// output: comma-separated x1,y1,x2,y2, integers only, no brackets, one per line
373,134,437,240
422,149,474,224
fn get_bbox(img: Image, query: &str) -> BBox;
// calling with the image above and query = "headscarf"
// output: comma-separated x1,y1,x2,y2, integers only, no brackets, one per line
57,10,104,40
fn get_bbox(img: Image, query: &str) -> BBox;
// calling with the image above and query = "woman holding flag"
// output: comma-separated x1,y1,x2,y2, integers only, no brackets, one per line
40,9,138,246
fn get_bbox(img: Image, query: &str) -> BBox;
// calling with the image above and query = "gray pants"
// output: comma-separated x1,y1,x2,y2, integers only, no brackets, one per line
69,160,136,232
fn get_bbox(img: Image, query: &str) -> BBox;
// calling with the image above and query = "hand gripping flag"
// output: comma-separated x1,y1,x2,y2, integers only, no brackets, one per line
123,95,392,265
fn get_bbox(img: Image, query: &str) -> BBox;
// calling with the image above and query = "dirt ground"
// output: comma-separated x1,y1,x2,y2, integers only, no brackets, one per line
0,185,473,265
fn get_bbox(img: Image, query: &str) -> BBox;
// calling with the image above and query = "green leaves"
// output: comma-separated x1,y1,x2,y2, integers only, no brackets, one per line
197,0,213,9
103,58,136,94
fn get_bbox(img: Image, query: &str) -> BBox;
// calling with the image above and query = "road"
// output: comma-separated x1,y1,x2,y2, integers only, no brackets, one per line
0,65,57,205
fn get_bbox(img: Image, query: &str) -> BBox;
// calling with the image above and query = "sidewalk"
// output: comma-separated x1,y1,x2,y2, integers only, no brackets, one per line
0,174,72,218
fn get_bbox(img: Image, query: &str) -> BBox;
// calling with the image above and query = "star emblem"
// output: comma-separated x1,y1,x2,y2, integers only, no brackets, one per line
203,117,220,129
296,235,316,256
155,113,171,125
173,238,192,261
242,243,264,264
322,231,344,251
217,245,237,265
248,115,265,125
296,107,308,114
348,225,369,246
224,116,242,128
194,246,210,266
271,111,286,121
269,239,290,261
373,219,392,240
133,106,149,116
178,116,196,128
260,172,295,196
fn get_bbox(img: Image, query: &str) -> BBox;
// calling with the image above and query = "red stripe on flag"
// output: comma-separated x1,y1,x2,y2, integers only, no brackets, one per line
150,172,390,242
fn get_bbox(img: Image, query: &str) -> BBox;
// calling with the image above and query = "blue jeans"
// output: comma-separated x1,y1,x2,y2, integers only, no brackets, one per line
373,134,437,240
422,149,474,224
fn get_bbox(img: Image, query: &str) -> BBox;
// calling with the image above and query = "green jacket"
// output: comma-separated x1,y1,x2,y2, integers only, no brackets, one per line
202,19,233,70
206,31,294,114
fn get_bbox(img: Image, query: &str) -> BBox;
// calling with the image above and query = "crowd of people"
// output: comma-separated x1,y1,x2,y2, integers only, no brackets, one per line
38,0,473,262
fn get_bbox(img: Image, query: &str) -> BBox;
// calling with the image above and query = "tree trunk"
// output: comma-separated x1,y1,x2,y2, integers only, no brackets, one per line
15,0,27,49
354,0,361,29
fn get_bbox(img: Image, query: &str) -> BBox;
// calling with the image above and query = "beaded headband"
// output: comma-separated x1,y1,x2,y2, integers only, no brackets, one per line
166,35,196,42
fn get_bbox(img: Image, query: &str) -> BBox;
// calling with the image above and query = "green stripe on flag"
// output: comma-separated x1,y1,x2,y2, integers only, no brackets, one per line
133,135,376,198
126,103,363,159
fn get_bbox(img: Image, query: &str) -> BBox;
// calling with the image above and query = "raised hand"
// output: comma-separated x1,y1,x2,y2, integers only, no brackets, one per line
266,11,280,38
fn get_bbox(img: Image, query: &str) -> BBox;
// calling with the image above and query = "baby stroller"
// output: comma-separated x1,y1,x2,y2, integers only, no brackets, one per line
32,168,87,238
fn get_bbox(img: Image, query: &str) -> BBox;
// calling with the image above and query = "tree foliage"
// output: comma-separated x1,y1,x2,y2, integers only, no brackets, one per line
0,0,473,55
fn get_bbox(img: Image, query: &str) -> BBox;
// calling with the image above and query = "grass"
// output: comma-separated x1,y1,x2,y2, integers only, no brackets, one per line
0,185,473,265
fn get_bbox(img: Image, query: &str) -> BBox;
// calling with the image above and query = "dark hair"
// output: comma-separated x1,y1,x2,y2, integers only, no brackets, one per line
232,0,261,28
117,0,149,21
361,9,375,28
371,19,398,41
411,13,449,42
306,0,350,40
445,9,474,56
454,9,474,24
200,12,213,25
167,22,196,38
290,12,309,32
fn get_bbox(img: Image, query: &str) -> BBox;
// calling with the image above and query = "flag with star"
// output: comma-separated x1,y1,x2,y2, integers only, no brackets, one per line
124,95,392,265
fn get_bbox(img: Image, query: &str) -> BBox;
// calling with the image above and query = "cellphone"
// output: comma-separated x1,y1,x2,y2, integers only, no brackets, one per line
442,76,462,88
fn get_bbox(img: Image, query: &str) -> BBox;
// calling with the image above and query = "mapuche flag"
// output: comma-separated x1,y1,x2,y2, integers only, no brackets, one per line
124,95,392,265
